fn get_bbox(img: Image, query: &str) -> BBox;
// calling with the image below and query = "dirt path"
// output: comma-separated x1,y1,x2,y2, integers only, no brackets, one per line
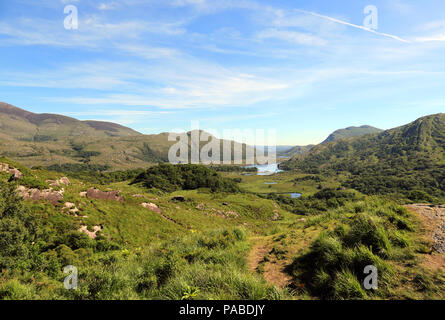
405,204,445,253
405,204,445,271
247,238,293,288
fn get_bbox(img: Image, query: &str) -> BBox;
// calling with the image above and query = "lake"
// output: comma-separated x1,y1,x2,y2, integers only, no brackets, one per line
245,163,283,176
290,193,302,199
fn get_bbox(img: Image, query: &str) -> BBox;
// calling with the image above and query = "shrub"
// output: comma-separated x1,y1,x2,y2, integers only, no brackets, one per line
131,163,240,193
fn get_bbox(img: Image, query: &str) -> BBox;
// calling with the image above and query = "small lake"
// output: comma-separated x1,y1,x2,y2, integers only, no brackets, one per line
290,193,302,199
245,163,283,176
264,182,278,185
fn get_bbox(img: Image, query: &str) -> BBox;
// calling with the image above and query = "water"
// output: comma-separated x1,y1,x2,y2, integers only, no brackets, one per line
290,193,302,199
264,182,278,185
245,163,283,176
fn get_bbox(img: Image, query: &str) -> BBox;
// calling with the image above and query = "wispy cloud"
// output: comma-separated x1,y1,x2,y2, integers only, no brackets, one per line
256,29,326,46
294,9,410,43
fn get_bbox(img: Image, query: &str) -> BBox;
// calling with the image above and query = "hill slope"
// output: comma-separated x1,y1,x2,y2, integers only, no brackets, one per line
0,103,257,170
322,125,383,144
283,114,445,198
0,102,142,139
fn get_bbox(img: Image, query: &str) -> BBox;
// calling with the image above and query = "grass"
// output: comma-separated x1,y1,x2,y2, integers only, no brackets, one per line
0,160,443,300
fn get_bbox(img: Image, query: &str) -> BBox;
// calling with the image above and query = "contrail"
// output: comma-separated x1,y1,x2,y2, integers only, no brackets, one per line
295,9,411,43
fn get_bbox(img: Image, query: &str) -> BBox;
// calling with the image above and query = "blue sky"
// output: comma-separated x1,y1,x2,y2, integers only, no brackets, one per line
0,0,444,145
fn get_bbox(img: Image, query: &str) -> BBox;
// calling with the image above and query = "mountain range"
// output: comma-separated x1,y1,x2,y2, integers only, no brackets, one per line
282,113,445,198
0,102,255,170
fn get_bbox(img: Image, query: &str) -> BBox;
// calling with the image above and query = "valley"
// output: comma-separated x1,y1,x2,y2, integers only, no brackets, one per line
0,106,444,300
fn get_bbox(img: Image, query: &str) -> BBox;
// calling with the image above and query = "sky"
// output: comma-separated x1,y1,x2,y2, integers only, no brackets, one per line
0,0,445,145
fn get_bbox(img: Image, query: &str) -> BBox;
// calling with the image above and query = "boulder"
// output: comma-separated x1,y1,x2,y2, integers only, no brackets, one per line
141,202,162,213
86,187,124,202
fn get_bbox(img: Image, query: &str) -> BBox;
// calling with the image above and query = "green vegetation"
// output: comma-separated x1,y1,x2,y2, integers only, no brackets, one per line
1,110,444,301
291,198,443,299
131,163,241,193
322,125,383,144
283,114,445,200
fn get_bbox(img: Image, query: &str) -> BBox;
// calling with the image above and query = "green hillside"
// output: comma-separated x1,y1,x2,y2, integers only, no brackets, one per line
278,126,381,159
1,156,443,300
278,145,314,157
322,125,383,144
0,104,257,170
282,114,445,199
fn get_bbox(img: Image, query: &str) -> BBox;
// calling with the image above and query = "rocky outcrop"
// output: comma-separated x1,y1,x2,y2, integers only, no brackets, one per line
17,185,64,205
62,202,79,216
46,177,70,187
141,202,161,213
85,187,124,202
0,163,22,180
78,225,102,239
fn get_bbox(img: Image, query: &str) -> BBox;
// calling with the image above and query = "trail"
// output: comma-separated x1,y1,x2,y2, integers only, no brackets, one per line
247,237,293,288
405,204,445,271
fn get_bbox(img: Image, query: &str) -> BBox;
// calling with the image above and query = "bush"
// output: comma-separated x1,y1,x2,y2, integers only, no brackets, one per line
0,182,39,270
131,164,240,193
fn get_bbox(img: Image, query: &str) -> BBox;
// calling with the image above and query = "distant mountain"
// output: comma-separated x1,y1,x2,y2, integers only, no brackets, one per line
0,103,257,170
278,145,314,157
0,102,141,140
322,125,383,144
282,114,445,198
277,126,381,159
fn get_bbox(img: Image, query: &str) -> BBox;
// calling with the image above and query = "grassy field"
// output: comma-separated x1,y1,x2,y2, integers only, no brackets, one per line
0,158,444,300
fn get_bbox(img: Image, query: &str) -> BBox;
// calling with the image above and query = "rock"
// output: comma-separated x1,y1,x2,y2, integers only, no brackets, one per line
141,202,162,213
64,202,76,209
222,202,229,206
46,180,60,187
226,211,239,218
196,203,206,210
59,177,70,185
171,195,185,202
86,187,124,202
17,186,63,205
10,168,22,180
79,191,87,197
1,163,22,180
272,211,280,221
132,194,143,198
78,225,102,239
62,202,79,216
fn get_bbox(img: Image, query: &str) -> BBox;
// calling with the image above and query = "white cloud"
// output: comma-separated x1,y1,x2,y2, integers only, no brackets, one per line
256,29,326,46
293,9,410,43
98,2,118,10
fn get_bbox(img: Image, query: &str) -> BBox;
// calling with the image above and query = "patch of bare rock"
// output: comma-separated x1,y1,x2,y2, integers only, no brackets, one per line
141,202,161,213
17,185,64,206
78,225,103,239
46,177,70,187
62,202,80,216
81,187,124,202
195,202,239,218
0,163,22,180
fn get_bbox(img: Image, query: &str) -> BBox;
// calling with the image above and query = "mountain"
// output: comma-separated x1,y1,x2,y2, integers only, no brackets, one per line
282,113,445,198
321,125,383,144
0,102,141,140
278,145,314,157
277,126,381,159
0,103,257,170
